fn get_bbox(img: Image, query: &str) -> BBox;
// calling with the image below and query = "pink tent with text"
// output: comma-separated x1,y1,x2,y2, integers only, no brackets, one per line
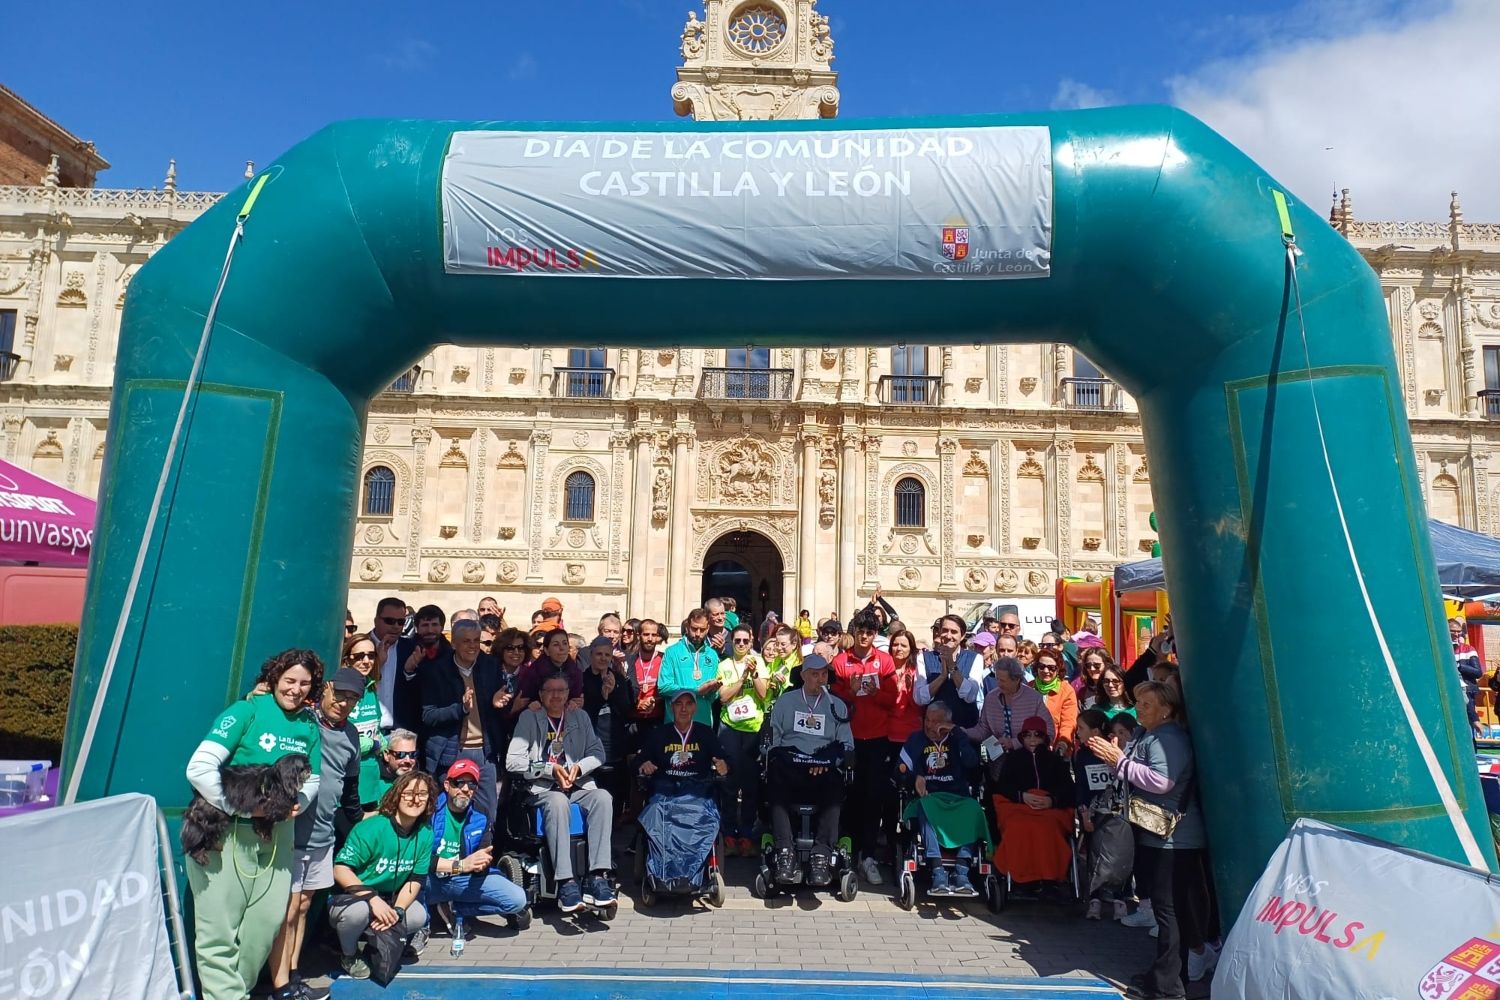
0,458,95,568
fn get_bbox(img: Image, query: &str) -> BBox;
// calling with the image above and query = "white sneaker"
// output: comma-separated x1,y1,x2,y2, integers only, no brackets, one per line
1187,944,1220,981
1085,899,1102,920
1112,900,1128,921
859,857,884,885
1120,902,1156,928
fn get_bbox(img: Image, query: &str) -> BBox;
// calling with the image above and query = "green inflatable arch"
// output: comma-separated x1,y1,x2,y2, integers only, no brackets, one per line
61,106,1495,915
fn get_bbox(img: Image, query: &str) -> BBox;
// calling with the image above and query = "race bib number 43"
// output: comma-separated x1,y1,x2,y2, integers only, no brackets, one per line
793,711,825,736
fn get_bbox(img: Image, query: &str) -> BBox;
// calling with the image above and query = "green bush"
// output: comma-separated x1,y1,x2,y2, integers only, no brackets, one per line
0,624,77,763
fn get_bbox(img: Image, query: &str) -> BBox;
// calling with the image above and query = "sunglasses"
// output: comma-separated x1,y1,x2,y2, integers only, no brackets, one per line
345,624,357,634
447,778,477,790
391,749,419,760
998,622,1020,630
1039,641,1059,648
623,629,636,636
502,644,527,652
733,637,753,645
1102,677,1124,685
380,616,404,626
350,651,376,662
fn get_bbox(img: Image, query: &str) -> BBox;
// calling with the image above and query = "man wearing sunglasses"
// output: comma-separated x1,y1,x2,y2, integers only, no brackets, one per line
424,759,529,934
368,730,420,814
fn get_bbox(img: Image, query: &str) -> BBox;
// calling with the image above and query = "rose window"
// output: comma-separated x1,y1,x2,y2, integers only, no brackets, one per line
728,5,787,55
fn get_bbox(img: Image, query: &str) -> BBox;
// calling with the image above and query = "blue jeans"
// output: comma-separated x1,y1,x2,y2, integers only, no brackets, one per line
920,807,974,862
424,872,527,918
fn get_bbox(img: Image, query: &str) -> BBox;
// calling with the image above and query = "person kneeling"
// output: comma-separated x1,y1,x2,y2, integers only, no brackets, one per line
992,716,1076,889
897,702,991,895
329,772,438,981
638,690,729,892
765,654,853,886
424,759,529,930
504,674,617,913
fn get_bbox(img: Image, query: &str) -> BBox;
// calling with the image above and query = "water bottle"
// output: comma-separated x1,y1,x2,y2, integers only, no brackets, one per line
451,914,465,957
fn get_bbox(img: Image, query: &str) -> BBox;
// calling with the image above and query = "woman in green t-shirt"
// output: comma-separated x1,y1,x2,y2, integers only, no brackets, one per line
717,623,780,856
342,632,386,807
329,771,438,980
184,648,324,1000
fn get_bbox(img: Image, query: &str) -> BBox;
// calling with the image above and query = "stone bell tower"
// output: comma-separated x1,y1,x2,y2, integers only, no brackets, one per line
672,0,840,121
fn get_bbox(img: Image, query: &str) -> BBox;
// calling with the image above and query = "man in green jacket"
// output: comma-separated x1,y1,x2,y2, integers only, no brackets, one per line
659,608,722,727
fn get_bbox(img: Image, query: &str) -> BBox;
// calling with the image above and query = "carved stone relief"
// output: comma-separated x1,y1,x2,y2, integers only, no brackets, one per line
964,568,987,592
651,467,672,525
563,563,586,586
898,566,921,590
359,558,383,582
996,568,1019,593
1025,570,1050,595
497,561,520,583
462,560,485,584
428,560,451,583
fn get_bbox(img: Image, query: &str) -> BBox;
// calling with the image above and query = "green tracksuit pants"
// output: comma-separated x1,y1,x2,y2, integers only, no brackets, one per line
186,818,293,1000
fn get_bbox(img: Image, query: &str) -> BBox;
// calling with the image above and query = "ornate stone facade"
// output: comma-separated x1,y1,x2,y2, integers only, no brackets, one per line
673,0,839,121
5,23,1500,632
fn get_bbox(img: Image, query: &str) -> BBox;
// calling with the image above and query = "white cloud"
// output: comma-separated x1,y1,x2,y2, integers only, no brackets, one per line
1169,0,1500,221
1051,79,1115,111
509,53,539,82
381,39,436,73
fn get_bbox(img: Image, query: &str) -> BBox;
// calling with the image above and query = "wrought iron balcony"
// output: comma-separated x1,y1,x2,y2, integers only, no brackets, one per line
387,366,419,393
699,367,795,401
1060,377,1124,411
0,352,19,382
1481,389,1500,419
554,367,615,398
878,374,942,405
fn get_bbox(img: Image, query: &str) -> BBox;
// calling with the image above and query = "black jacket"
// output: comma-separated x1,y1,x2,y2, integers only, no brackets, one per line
420,651,504,770
582,665,637,764
394,635,452,736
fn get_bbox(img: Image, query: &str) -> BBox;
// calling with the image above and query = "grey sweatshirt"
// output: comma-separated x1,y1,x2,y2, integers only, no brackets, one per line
505,707,606,793
768,687,853,759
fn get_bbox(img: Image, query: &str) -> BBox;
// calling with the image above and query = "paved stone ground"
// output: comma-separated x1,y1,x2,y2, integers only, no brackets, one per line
404,856,1155,987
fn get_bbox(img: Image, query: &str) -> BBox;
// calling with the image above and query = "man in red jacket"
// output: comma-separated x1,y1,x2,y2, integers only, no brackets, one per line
831,609,899,885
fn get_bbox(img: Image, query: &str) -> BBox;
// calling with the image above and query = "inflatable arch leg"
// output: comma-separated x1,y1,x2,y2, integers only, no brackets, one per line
63,107,1496,917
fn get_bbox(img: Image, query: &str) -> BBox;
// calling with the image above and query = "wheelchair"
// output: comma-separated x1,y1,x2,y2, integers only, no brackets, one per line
892,778,1001,912
749,755,857,902
495,782,617,921
986,792,1083,912
630,775,727,908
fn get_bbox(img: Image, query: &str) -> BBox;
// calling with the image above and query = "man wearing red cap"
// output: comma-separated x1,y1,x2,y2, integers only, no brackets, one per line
424,759,528,931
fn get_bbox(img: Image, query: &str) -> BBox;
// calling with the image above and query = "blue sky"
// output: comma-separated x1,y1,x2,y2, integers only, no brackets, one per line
8,0,1493,218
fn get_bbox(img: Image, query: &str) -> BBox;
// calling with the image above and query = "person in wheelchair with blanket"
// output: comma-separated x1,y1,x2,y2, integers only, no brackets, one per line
636,689,730,897
764,654,854,886
896,702,991,895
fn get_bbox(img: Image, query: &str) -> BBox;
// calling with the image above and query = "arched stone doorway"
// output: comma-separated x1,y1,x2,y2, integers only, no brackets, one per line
700,529,785,629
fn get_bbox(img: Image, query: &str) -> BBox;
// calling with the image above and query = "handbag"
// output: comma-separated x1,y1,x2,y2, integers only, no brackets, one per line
1126,794,1184,839
364,921,406,987
1124,746,1195,839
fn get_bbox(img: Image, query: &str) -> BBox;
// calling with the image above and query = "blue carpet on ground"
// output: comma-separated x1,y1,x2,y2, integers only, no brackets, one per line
329,967,1121,999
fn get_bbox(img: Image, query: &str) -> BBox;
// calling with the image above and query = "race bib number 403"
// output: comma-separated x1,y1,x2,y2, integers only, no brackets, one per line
793,711,826,736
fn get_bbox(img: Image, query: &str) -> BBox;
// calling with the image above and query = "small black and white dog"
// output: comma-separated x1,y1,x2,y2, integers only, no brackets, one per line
180,753,310,865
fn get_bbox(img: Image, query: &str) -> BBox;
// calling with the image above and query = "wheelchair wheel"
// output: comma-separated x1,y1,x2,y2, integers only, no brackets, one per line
631,830,647,885
752,869,772,899
498,854,531,904
639,879,658,908
707,871,727,907
836,870,858,902
986,873,1006,913
897,871,917,911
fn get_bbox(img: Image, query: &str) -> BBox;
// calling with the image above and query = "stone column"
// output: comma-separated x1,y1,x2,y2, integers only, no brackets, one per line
1054,437,1074,577
1457,268,1480,416
798,428,820,617
937,436,958,590
525,428,551,583
837,429,859,617
607,430,630,585
628,427,654,614
405,427,433,579
667,427,694,626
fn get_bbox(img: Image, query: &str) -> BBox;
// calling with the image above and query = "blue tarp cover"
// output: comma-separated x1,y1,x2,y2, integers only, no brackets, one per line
639,781,718,890
1114,518,1500,598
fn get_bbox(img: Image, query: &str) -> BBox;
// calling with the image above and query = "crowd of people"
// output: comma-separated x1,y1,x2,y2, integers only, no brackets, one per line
182,590,1220,1000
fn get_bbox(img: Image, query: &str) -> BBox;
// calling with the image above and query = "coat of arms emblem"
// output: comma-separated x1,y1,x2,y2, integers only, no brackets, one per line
1420,937,1500,999
941,225,969,261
